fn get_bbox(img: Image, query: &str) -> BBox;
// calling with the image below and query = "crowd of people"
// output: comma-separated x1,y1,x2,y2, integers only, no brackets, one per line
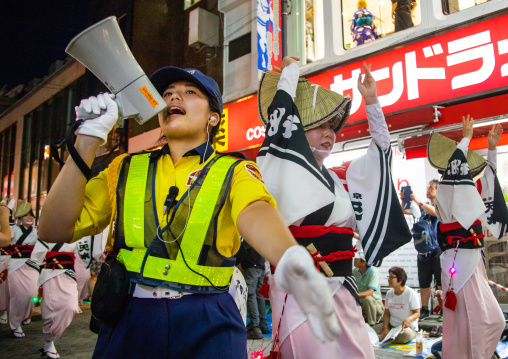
0,52,506,359
0,200,105,358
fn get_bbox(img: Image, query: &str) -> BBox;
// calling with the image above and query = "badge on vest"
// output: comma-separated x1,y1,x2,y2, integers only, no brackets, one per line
186,169,202,186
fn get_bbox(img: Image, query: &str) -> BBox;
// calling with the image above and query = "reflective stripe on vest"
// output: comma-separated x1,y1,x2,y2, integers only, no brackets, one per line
118,154,237,287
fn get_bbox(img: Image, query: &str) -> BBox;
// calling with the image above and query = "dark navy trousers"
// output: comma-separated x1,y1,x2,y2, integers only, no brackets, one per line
93,292,247,359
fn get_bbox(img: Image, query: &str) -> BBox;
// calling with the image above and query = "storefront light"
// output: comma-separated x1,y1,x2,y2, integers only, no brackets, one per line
472,117,508,128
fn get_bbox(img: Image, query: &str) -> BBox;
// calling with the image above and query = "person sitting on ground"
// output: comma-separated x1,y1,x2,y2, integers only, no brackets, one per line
353,245,384,326
380,266,420,344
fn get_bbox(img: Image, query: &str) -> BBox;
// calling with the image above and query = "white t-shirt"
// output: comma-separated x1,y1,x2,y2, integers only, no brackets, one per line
385,286,420,331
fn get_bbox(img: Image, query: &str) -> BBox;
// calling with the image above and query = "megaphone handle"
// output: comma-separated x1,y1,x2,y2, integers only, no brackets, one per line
75,101,124,128
75,105,108,120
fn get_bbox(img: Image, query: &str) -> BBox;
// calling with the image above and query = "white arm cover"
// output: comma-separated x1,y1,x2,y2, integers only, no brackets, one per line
366,102,390,151
277,63,299,99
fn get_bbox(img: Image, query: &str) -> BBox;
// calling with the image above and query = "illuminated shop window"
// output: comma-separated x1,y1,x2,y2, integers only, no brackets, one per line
184,0,201,10
286,0,325,65
442,0,490,15
342,0,421,49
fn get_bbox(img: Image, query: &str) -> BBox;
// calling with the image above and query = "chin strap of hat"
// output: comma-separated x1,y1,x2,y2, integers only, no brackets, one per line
50,119,92,181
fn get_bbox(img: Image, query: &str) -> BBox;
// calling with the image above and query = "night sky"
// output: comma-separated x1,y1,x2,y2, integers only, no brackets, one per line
0,0,90,90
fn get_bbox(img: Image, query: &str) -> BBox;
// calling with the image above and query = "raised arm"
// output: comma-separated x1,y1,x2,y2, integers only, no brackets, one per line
39,94,118,243
457,115,474,157
274,56,300,99
358,63,390,151
487,123,503,168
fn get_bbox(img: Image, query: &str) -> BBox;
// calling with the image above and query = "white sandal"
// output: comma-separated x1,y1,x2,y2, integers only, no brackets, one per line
12,326,25,338
0,311,7,324
40,341,60,358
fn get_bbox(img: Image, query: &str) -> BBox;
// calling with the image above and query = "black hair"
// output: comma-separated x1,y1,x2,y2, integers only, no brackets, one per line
389,266,407,287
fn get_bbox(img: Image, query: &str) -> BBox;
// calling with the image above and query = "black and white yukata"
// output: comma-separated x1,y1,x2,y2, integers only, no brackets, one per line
257,63,411,358
436,138,507,359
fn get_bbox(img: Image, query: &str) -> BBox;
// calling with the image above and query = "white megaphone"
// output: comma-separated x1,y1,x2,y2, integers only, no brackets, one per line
65,16,166,125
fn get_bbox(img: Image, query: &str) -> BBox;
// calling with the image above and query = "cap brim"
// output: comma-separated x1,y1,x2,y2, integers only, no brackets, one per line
150,66,212,99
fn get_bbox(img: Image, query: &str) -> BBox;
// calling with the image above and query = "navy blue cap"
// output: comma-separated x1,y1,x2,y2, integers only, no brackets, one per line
149,66,223,115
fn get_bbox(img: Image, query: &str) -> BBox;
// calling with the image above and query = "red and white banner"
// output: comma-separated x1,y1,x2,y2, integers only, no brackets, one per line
224,14,508,152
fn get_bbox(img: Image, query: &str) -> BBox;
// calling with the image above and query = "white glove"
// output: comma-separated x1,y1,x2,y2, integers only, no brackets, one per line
75,94,118,145
274,245,341,342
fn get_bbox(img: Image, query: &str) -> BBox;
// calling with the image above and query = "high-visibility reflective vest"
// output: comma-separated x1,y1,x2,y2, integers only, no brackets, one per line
115,153,241,292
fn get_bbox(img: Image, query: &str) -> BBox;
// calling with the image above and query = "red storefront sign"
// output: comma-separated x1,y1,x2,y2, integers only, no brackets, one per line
224,14,508,152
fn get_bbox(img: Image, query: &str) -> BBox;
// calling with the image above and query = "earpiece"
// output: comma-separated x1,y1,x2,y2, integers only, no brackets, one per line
209,116,216,122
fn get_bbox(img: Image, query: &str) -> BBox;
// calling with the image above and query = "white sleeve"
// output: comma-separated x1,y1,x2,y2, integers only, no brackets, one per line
366,102,390,151
457,138,470,157
10,226,19,242
409,201,421,218
30,240,49,266
487,148,497,169
277,63,299,99
409,289,420,310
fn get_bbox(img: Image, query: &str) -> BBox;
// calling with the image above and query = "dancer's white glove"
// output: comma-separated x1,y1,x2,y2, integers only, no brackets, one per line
274,245,341,342
75,94,118,145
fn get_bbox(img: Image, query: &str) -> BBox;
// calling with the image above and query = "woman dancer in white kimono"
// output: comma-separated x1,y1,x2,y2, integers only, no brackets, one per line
8,202,42,338
0,203,12,324
429,116,506,359
257,56,411,358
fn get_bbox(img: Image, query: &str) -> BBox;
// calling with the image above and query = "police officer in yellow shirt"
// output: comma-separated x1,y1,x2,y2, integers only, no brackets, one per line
39,67,340,358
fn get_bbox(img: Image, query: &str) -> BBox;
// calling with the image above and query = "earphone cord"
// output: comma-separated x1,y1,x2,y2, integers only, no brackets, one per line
156,120,212,244
156,124,228,292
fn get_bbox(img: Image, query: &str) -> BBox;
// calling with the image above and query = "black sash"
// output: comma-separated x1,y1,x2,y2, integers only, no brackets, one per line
52,243,64,252
16,225,33,245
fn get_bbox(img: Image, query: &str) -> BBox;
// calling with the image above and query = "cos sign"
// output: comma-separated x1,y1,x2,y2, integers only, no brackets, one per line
246,126,265,140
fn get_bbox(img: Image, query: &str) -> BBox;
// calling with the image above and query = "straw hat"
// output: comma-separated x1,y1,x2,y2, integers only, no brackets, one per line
257,71,351,134
14,200,34,219
427,132,487,178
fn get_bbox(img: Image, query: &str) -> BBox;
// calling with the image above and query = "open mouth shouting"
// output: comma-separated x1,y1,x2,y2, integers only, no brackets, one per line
168,105,186,117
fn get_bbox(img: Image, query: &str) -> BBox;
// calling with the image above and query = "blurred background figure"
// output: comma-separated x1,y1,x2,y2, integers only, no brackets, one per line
350,0,378,47
391,0,417,32
353,243,384,326
0,201,13,324
237,240,269,339
8,201,41,338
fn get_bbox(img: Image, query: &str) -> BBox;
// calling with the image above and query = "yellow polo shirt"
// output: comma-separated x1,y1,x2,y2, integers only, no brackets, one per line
72,144,276,258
